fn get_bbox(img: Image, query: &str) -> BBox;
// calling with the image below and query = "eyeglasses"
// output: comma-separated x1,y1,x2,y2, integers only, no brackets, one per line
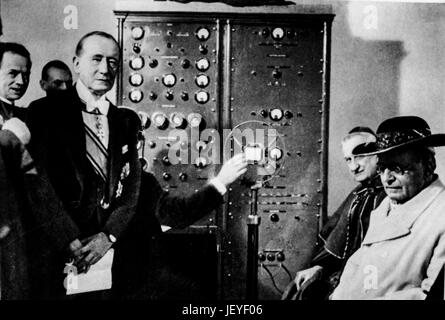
376,162,413,175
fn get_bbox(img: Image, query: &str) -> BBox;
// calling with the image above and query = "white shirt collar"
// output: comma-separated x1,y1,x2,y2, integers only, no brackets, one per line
0,96,14,106
76,80,110,115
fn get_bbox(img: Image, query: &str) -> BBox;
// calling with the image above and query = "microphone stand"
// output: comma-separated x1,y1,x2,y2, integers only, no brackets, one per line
246,180,262,300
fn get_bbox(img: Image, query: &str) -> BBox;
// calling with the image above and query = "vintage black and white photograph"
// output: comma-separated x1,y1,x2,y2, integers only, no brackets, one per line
0,0,445,307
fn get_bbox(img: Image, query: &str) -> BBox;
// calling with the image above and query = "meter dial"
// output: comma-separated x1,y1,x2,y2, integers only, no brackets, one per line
269,147,283,161
195,91,209,104
170,112,187,129
129,90,143,103
152,112,169,130
269,108,283,121
195,27,210,41
129,56,144,70
131,26,144,40
195,74,209,88
271,27,285,41
196,58,210,72
162,74,176,87
129,73,143,87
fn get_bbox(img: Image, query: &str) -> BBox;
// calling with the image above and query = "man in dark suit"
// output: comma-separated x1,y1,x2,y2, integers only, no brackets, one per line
0,42,33,299
27,31,247,299
27,60,72,158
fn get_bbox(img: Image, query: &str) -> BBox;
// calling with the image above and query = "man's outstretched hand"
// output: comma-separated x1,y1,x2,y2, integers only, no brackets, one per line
216,153,248,187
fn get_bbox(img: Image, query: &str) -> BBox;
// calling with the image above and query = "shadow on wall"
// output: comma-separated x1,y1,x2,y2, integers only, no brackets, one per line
327,1,405,214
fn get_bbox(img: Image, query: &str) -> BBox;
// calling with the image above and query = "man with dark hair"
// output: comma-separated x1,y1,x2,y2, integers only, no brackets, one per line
27,31,247,299
0,41,33,299
283,126,386,300
331,116,445,300
27,60,72,154
39,60,72,94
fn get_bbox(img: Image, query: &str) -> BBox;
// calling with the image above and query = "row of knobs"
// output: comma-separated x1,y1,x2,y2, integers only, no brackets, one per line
131,26,211,42
129,57,210,72
260,27,296,41
151,112,203,130
258,251,285,262
258,108,293,121
130,89,209,104
130,73,210,89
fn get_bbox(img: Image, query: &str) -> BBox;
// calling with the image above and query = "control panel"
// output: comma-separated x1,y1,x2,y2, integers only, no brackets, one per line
116,6,333,300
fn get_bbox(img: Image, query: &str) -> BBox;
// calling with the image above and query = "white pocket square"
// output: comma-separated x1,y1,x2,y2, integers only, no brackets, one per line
122,145,128,154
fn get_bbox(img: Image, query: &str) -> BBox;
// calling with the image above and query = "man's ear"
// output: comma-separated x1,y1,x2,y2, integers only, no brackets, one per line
39,79,47,91
73,55,80,73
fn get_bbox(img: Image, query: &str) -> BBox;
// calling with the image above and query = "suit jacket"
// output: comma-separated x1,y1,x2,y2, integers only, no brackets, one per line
27,88,224,299
331,177,445,300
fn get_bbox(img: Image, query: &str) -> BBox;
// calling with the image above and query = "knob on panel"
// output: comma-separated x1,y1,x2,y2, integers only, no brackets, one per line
271,27,285,41
195,27,210,41
188,113,203,128
272,69,282,79
258,252,266,262
269,148,283,161
162,74,176,87
165,90,174,101
148,58,158,68
284,110,293,119
195,74,210,88
196,58,210,71
129,73,143,87
269,108,283,121
152,112,169,130
170,112,187,129
261,28,270,38
129,90,143,103
181,59,190,69
129,56,144,70
149,91,157,101
276,252,285,262
199,44,208,55
162,172,172,181
179,91,188,101
131,26,144,40
179,172,188,182
162,156,171,166
195,91,209,104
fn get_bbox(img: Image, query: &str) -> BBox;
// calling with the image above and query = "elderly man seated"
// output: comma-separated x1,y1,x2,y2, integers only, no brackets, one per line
331,116,445,300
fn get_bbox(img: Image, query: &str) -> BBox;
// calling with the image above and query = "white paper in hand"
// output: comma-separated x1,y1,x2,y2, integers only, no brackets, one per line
66,249,114,295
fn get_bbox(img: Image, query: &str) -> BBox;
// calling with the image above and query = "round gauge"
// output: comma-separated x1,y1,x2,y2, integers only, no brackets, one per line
195,91,209,104
188,113,203,128
195,74,209,88
269,108,283,121
195,27,210,41
170,112,186,129
271,27,285,41
162,74,176,87
152,112,168,129
129,90,143,103
129,56,144,70
131,26,144,40
129,73,143,86
196,58,210,71
269,147,283,161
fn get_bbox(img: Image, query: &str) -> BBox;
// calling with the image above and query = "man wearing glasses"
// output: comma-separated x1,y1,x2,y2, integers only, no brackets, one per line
331,116,445,300
283,127,386,300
